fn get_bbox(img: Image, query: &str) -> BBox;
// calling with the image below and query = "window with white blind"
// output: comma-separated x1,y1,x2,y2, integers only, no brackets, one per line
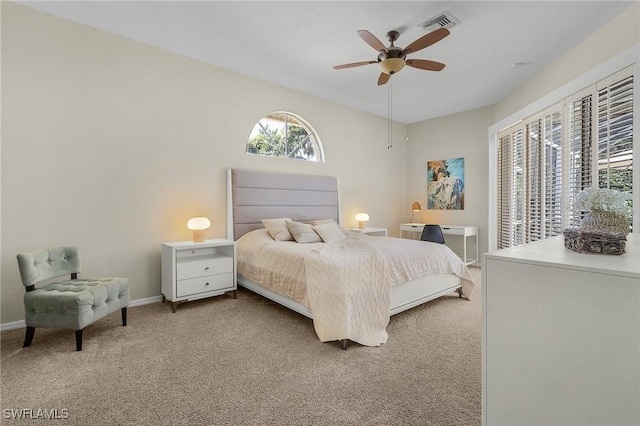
496,67,633,250
597,71,633,194
565,88,593,229
544,109,563,237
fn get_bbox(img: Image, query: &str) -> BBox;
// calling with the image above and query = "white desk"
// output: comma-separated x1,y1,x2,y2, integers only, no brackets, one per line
399,223,478,266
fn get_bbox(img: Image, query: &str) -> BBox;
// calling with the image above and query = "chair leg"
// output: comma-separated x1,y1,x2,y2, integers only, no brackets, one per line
23,326,35,348
75,330,83,351
121,307,127,326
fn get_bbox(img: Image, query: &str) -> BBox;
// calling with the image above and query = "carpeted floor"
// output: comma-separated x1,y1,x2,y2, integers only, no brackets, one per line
0,267,481,425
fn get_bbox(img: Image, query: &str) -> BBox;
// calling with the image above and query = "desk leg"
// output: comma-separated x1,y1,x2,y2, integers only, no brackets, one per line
463,235,467,265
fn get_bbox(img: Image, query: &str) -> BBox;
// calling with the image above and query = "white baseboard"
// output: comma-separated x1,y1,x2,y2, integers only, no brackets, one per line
1,320,26,332
129,295,163,307
0,295,164,331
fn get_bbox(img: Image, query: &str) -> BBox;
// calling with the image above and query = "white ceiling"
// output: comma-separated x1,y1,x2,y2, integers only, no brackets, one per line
20,1,634,124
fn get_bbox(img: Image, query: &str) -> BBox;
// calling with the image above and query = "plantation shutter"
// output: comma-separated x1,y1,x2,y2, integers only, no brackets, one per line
497,133,512,249
499,109,563,249
525,117,543,243
513,128,524,246
544,109,563,236
565,88,594,228
497,126,525,249
596,69,633,219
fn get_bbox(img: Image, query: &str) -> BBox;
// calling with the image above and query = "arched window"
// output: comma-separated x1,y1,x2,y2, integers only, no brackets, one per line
246,112,324,162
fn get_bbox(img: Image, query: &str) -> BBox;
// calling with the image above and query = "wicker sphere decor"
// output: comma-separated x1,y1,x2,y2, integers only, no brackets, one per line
563,228,627,255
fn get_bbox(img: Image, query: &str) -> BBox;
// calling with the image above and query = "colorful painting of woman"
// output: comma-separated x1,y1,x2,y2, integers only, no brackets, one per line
427,157,465,210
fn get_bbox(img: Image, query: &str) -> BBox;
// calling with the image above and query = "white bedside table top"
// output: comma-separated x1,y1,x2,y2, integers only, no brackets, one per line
162,239,234,249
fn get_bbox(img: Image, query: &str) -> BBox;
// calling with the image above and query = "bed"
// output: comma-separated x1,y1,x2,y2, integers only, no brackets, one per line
226,168,474,348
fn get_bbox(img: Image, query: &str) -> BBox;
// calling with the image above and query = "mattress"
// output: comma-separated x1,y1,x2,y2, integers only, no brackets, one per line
236,228,474,308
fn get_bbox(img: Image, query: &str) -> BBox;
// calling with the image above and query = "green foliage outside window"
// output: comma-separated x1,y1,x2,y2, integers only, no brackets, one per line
246,112,323,162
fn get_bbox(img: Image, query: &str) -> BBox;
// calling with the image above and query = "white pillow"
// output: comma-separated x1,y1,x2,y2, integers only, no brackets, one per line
286,220,322,243
261,218,293,241
313,222,346,243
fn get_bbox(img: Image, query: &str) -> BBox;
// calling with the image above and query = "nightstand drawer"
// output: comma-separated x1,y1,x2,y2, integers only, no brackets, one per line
177,255,233,280
177,273,234,297
400,224,424,232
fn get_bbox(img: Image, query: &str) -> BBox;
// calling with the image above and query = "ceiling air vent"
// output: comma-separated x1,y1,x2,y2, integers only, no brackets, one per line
418,11,460,31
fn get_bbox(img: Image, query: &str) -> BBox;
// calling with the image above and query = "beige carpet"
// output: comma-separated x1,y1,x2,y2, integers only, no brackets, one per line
1,268,481,425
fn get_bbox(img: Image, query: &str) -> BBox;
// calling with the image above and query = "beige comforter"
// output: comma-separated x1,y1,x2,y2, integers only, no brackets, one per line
236,229,474,346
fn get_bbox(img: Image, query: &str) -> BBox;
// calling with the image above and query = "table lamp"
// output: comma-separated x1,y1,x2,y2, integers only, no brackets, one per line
410,202,421,223
355,213,370,229
187,217,211,242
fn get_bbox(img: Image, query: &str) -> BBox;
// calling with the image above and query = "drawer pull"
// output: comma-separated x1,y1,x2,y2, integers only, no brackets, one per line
205,267,210,271
205,282,210,286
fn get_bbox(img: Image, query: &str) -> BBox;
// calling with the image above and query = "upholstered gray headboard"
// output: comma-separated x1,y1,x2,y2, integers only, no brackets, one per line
227,169,340,240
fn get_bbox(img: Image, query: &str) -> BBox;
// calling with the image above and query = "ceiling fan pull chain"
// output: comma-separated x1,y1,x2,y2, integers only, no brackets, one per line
388,79,393,149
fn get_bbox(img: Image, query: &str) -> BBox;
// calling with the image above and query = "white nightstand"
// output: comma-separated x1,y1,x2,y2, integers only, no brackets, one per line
348,227,388,237
161,239,237,313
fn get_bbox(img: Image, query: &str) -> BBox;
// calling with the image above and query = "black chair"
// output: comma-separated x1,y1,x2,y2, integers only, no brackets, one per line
420,225,462,298
420,225,445,244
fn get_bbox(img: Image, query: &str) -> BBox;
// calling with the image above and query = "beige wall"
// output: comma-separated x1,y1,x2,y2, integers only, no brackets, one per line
494,2,639,123
406,106,494,259
1,4,408,324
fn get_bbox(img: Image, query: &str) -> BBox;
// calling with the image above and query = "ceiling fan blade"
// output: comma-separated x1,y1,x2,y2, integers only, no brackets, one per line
377,73,390,86
406,59,446,71
403,28,450,55
333,60,377,70
357,30,386,52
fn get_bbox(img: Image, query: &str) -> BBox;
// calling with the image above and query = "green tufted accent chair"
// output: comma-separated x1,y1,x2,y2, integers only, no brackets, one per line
17,246,130,351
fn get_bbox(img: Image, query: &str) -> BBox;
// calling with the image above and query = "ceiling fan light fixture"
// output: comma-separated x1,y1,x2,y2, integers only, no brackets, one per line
334,27,449,84
379,58,405,75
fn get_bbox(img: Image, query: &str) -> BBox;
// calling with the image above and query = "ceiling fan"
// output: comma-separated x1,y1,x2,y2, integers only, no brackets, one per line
333,28,450,86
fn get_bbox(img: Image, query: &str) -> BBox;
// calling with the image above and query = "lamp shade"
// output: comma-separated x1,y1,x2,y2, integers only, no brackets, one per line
187,217,211,242
355,213,369,229
379,58,405,75
187,217,211,230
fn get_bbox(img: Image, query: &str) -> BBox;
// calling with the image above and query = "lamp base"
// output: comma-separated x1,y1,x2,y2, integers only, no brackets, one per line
193,230,205,243
358,221,366,229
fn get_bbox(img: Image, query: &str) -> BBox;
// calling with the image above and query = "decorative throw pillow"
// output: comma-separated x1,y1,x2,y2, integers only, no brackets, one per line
313,222,346,243
286,220,322,243
261,218,294,241
309,219,335,226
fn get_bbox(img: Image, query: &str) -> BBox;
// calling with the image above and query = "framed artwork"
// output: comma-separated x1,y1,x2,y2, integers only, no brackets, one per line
427,157,465,210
